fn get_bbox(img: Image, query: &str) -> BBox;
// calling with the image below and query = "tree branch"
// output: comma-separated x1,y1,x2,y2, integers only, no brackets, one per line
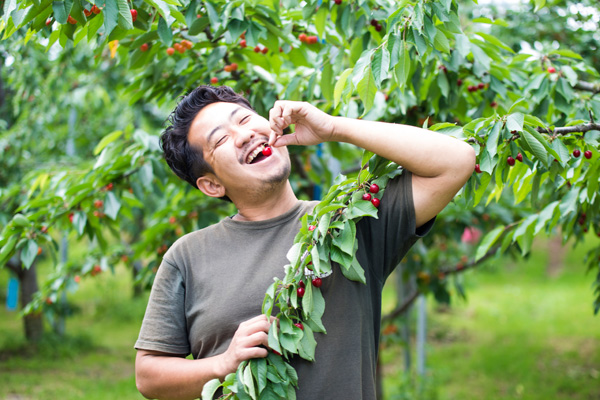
381,289,420,323
574,81,600,94
537,123,600,135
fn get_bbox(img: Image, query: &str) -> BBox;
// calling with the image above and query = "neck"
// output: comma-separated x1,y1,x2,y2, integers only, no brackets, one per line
232,181,298,221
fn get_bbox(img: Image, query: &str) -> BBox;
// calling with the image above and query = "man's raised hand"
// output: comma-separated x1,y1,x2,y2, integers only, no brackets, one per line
268,101,336,147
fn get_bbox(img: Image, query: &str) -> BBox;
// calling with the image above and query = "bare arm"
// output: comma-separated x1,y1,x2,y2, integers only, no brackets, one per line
135,315,274,400
268,101,475,227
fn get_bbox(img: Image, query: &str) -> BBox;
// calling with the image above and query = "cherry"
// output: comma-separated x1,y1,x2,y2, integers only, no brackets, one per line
46,18,52,26
37,247,42,256
584,150,592,159
272,350,282,356
94,200,103,208
299,33,307,42
308,225,316,231
311,277,322,287
547,66,556,73
41,226,48,234
210,77,218,84
334,0,342,4
224,64,233,72
475,164,482,173
294,322,304,330
166,47,175,56
130,9,137,22
573,149,581,158
254,46,261,53
299,281,305,288
230,63,238,71
516,153,523,162
477,82,485,90
91,5,101,14
375,23,383,32
74,275,81,283
369,183,379,193
105,183,113,190
457,78,463,86
67,15,77,24
240,39,247,48
140,43,149,52
169,216,176,224
84,8,92,16
297,287,305,297
68,213,74,223
370,19,378,27
174,43,185,53
362,193,372,201
261,47,268,54
371,198,380,208
507,156,515,166
262,146,272,157
438,65,447,73
182,40,193,49
490,101,497,108
307,36,318,44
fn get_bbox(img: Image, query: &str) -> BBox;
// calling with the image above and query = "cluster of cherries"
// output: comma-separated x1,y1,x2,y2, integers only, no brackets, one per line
362,183,381,208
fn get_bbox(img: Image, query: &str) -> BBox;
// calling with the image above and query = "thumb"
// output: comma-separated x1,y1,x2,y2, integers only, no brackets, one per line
273,133,300,147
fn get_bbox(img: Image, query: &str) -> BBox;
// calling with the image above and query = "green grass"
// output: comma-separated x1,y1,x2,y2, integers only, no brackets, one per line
381,234,600,400
1,234,599,399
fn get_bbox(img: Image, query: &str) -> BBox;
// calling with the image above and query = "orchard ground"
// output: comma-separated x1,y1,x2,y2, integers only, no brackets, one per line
1,234,599,400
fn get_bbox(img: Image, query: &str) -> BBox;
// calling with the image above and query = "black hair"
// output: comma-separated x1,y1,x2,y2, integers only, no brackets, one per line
160,85,254,200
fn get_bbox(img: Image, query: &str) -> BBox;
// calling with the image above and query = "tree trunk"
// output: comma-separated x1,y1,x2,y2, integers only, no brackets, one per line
7,257,44,342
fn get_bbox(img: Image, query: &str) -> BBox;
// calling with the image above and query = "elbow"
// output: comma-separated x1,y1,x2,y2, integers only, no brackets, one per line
458,143,476,180
136,372,155,400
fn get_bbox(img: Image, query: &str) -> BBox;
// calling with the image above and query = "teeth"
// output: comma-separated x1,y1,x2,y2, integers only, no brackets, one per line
246,143,266,164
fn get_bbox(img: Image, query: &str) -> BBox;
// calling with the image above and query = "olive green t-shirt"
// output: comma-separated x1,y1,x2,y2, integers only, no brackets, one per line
135,170,433,399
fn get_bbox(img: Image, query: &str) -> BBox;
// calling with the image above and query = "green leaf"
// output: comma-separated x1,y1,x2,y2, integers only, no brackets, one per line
0,235,18,266
314,4,326,38
188,16,209,35
21,239,39,269
521,128,549,167
93,130,123,155
157,17,173,46
476,32,514,53
372,47,390,87
548,49,582,60
433,30,450,53
356,68,377,113
340,256,366,284
333,68,352,107
394,43,410,87
321,63,333,102
485,122,501,159
506,112,524,132
201,379,222,400
52,0,72,24
437,72,449,98
475,225,503,260
104,192,121,220
297,324,316,361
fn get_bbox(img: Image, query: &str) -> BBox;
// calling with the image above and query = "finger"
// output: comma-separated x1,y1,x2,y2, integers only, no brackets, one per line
273,133,299,147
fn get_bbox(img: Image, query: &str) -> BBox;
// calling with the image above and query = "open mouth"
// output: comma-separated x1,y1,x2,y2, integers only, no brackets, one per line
246,143,269,164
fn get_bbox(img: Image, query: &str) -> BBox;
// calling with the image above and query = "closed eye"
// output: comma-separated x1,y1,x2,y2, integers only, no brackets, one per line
240,115,250,124
215,136,227,146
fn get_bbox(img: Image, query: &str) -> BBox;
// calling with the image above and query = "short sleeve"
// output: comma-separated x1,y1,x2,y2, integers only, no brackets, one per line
134,259,190,355
355,170,435,285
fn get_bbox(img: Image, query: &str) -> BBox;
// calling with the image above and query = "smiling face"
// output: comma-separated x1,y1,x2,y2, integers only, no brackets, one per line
188,101,291,204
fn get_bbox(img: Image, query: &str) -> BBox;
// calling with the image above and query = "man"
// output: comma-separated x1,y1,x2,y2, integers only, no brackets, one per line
135,85,475,399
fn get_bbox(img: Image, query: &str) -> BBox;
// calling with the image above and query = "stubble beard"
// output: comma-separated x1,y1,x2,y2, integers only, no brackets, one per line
247,159,292,203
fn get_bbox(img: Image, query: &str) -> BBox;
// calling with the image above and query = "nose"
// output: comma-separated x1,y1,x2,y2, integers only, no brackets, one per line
233,126,256,148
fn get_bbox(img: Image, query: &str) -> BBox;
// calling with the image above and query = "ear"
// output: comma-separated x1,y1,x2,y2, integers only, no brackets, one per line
196,174,226,198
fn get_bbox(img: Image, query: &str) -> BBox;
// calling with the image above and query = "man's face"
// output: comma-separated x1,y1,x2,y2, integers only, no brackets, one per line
188,101,291,202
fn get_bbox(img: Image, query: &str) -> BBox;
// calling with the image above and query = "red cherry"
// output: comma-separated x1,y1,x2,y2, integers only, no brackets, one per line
67,15,77,24
457,79,463,86
166,47,175,56
299,33,307,42
41,226,48,234
230,63,238,71
307,36,318,44
490,101,497,108
299,281,305,288
84,8,92,16
308,225,316,231
105,183,113,191
46,18,52,26
272,350,281,356
262,146,272,157
507,156,515,166
254,46,261,53
240,39,247,48
584,150,592,159
210,77,218,84
297,287,305,297
334,0,342,4
547,66,556,73
477,82,485,90
140,43,149,52
371,198,380,208
369,183,379,193
261,47,268,54
362,193,372,201
169,216,176,224
375,24,383,32
224,64,233,72
573,149,581,158
91,5,101,14
74,275,81,283
516,153,523,162
68,213,74,223
130,9,137,22
475,164,482,173
294,322,304,330
311,277,322,287
94,199,103,208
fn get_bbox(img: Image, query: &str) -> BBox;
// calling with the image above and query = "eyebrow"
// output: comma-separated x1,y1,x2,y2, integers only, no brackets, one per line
206,107,243,145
